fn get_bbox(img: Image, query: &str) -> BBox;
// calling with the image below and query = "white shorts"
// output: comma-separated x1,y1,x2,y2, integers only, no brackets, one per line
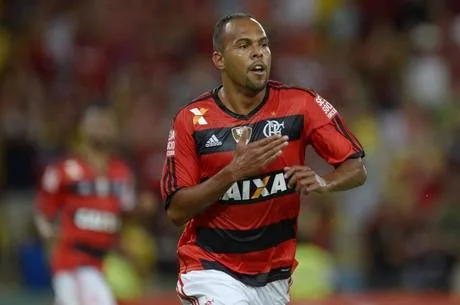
177,270,291,305
52,266,117,305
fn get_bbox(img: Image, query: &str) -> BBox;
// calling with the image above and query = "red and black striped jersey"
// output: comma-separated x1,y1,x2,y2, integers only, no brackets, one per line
161,80,364,287
35,156,135,273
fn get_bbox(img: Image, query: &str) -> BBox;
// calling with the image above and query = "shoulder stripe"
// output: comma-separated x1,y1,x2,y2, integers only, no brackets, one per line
163,156,178,207
192,91,213,103
171,156,177,192
332,116,364,153
161,164,169,207
268,81,316,97
166,158,172,195
172,90,214,122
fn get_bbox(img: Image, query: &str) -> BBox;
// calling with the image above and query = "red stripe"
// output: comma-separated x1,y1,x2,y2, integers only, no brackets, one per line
180,239,296,276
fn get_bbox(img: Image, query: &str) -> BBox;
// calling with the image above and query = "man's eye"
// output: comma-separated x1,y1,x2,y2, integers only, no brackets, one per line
238,44,249,49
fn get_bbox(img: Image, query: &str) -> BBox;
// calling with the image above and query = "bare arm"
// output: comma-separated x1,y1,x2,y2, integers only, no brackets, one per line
323,158,367,192
284,158,367,195
166,166,235,226
166,132,289,226
34,211,56,249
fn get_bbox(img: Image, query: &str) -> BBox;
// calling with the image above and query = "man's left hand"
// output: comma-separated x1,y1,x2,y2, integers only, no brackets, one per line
284,166,329,195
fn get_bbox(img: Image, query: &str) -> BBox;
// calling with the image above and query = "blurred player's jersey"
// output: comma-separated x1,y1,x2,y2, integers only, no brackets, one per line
161,81,364,287
36,156,135,273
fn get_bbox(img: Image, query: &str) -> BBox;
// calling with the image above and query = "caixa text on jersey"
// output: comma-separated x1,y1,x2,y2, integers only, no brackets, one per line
219,171,295,204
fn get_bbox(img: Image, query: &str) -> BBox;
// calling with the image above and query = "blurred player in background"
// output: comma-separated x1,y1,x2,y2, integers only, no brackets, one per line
161,13,367,305
34,104,137,305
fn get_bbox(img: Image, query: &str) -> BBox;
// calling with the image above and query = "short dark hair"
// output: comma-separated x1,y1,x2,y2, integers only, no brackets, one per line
212,12,254,52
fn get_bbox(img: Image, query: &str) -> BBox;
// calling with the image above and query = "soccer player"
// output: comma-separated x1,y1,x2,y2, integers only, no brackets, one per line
161,13,367,305
35,104,136,305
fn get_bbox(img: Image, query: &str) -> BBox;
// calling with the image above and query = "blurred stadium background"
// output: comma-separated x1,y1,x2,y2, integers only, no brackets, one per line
0,0,460,304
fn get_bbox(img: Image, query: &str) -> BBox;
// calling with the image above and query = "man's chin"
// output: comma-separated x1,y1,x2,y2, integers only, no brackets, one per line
246,79,268,93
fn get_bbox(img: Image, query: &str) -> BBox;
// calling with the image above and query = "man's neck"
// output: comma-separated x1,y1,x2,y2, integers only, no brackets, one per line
219,81,266,116
80,144,110,174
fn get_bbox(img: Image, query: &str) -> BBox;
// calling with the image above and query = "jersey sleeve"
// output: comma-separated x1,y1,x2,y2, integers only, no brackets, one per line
160,109,200,209
303,92,365,166
35,164,65,219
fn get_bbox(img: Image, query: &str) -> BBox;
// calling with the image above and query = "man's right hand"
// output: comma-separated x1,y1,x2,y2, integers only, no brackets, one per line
227,128,289,181
166,127,288,226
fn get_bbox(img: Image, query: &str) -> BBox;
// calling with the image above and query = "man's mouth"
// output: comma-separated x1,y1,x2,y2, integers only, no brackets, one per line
249,63,266,75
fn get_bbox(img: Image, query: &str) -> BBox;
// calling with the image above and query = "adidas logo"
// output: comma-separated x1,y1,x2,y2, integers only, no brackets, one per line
205,134,222,148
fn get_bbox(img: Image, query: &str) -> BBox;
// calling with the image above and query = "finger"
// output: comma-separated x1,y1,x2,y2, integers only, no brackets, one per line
261,150,283,167
295,176,318,191
314,174,327,188
249,136,287,156
304,175,328,193
284,166,314,180
259,143,287,167
289,173,316,189
248,135,282,148
259,140,289,162
305,183,321,193
284,165,313,177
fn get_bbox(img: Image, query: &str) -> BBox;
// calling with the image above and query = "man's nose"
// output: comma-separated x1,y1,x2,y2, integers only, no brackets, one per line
251,46,263,59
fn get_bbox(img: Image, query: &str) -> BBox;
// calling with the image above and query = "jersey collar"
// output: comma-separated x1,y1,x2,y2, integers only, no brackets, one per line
212,84,270,120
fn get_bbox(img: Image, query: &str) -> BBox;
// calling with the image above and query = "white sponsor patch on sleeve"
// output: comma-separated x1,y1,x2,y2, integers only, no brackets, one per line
315,95,338,119
166,129,175,157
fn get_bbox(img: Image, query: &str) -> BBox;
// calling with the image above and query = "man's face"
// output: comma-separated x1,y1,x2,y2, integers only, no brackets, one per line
81,109,117,151
217,18,271,93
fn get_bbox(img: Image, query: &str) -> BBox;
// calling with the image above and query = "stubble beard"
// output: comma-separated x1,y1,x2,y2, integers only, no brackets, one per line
244,77,267,95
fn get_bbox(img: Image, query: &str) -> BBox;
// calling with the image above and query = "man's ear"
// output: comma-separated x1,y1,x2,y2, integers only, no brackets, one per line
212,51,225,71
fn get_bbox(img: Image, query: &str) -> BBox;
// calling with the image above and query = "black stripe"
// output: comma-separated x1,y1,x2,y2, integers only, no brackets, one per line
164,189,181,210
67,181,120,196
171,156,177,192
67,181,95,195
200,259,292,287
332,116,363,153
167,158,173,195
268,81,317,98
338,115,364,151
162,160,170,197
193,115,304,156
196,217,296,254
219,169,295,205
73,243,108,259
347,151,365,159
333,151,365,168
